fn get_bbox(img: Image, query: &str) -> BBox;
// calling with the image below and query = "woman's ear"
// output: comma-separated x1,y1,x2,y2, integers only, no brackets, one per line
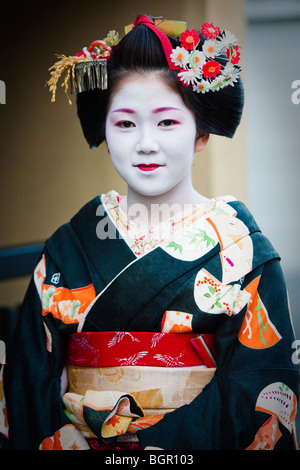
195,133,209,153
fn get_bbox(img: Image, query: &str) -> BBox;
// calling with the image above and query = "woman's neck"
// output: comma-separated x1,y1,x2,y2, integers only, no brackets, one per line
120,179,209,231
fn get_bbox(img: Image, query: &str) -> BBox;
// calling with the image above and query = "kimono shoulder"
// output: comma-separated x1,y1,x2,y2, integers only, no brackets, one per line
218,198,280,268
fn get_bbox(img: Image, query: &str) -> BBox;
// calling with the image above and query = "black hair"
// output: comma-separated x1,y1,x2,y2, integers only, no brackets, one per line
77,21,244,148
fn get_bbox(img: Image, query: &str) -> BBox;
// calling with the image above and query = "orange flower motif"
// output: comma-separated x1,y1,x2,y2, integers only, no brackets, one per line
169,324,192,333
106,414,122,428
40,430,63,450
179,29,200,50
161,310,193,333
42,283,95,325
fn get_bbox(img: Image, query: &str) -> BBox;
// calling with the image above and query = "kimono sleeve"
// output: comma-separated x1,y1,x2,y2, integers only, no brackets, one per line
1,253,89,450
137,258,299,450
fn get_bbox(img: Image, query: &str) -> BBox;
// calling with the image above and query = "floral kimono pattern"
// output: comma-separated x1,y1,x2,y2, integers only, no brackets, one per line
0,190,298,450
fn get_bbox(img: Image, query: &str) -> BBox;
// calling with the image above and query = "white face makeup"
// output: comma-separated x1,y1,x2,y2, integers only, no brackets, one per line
105,72,206,202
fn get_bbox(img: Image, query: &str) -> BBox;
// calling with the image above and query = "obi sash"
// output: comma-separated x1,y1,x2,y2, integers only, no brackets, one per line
64,331,216,447
67,331,216,367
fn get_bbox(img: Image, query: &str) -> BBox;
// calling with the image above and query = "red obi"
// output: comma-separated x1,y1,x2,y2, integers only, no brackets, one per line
67,331,216,368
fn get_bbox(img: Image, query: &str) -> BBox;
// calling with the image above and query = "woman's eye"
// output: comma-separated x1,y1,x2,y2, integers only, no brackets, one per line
158,119,178,127
116,121,135,128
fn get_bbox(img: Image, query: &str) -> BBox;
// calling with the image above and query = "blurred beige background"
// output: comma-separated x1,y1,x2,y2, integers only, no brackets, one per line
0,0,247,305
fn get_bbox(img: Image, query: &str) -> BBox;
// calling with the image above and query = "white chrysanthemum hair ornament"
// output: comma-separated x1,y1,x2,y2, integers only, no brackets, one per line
170,23,242,93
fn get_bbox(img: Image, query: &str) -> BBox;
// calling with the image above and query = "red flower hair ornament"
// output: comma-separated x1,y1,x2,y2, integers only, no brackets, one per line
179,29,200,50
170,22,242,93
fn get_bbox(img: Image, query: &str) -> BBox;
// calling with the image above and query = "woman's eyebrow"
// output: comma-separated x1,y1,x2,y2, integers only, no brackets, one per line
112,108,136,114
152,107,181,113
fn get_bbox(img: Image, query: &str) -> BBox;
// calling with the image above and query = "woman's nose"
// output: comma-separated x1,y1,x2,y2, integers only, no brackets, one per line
135,128,159,154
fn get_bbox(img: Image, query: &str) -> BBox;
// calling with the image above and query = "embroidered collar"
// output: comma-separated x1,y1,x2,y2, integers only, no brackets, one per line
101,190,234,257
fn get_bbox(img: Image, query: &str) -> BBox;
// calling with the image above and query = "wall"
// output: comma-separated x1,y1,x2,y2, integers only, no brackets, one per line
245,0,300,334
245,0,300,443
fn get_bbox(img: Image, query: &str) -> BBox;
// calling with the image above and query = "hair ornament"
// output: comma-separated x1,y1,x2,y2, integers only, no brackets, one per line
131,16,183,71
47,30,119,104
170,22,242,93
125,16,187,37
47,17,242,104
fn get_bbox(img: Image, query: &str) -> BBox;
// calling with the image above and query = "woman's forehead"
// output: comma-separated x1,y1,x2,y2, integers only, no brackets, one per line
108,72,185,110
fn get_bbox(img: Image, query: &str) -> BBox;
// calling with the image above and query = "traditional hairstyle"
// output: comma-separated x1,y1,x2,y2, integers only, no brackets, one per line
49,16,244,148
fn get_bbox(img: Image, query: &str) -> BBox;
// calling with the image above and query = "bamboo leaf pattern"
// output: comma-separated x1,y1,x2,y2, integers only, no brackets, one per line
279,383,289,392
185,229,216,249
166,241,183,254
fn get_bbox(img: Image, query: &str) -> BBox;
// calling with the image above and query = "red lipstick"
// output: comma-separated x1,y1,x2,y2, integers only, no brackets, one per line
136,164,162,172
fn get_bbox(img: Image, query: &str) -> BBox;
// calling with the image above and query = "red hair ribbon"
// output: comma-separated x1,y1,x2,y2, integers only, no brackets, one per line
133,15,180,70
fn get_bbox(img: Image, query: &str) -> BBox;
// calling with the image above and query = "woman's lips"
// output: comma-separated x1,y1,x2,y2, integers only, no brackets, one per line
135,164,163,172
